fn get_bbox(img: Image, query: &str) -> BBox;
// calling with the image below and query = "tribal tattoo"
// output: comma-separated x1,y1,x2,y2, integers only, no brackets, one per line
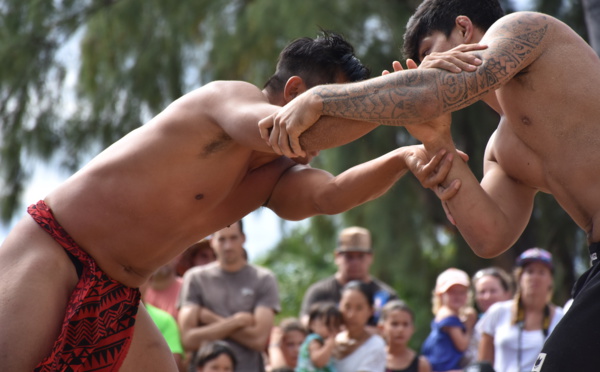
313,13,548,126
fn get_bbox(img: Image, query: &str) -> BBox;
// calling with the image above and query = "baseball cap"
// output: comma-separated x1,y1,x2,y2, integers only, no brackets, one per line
516,248,553,271
336,226,372,253
435,268,470,294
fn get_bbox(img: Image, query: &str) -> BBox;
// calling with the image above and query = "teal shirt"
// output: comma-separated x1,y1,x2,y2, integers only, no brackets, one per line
296,333,337,372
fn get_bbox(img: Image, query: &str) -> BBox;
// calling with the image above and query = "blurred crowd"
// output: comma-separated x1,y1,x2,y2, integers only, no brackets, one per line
143,223,566,372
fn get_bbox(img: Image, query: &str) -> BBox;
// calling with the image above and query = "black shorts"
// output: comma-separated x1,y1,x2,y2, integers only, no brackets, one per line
533,243,600,371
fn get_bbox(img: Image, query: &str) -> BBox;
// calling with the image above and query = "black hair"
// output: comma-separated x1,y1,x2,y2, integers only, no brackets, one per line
194,341,237,369
264,30,370,93
306,301,343,333
403,0,505,62
341,280,374,308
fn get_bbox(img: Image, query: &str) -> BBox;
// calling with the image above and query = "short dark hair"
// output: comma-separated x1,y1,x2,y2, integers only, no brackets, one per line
194,341,237,369
403,0,505,62
264,31,370,93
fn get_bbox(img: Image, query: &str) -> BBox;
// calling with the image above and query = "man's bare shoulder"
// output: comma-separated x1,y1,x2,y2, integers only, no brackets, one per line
485,11,576,45
182,80,266,104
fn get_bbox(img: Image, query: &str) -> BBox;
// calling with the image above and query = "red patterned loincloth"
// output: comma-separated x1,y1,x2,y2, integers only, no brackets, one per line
29,200,141,372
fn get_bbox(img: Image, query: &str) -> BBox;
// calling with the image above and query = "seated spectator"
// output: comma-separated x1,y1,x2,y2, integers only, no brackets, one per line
334,280,387,372
478,248,564,372
267,317,307,370
194,341,237,372
422,268,477,372
379,300,431,372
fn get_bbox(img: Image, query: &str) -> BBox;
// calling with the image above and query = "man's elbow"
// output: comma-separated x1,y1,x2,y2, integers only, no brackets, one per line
245,334,270,352
469,238,512,259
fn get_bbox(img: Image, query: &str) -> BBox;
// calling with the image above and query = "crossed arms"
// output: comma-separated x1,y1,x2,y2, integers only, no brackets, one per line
178,304,274,351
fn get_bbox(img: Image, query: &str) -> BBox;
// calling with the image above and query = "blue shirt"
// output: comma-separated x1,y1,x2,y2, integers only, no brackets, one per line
421,315,465,371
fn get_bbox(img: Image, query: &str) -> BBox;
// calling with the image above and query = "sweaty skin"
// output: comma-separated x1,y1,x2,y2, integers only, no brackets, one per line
0,74,457,370
261,12,600,255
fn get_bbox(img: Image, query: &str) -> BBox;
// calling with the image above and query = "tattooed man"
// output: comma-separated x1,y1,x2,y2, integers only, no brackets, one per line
259,1,600,370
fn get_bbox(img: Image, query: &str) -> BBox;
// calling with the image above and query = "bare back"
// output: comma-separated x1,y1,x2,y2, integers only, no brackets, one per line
44,81,293,286
481,12,600,239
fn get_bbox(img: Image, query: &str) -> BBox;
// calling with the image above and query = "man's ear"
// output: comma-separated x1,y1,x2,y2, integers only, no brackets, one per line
283,76,307,104
455,15,475,43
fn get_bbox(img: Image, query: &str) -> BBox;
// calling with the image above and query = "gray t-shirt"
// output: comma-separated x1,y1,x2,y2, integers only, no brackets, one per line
180,262,280,372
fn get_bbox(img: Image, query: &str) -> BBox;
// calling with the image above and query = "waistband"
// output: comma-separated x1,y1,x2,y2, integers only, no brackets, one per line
27,200,89,278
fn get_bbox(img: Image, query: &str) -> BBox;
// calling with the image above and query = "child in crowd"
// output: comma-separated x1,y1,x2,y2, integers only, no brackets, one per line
379,300,431,372
422,268,476,372
335,280,387,372
194,341,237,372
296,302,343,372
267,317,307,371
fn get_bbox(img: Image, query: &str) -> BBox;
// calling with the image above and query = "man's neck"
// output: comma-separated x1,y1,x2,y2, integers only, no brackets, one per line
335,272,371,285
220,260,247,273
262,88,284,106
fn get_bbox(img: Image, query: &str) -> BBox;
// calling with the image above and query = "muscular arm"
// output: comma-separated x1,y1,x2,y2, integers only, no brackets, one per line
263,12,553,157
266,145,456,221
408,126,537,258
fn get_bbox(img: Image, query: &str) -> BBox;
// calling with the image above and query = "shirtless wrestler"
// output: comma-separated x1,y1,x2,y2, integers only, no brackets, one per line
259,2,600,370
0,32,466,371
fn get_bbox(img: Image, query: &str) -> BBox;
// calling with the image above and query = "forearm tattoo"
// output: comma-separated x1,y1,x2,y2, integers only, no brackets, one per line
314,13,548,126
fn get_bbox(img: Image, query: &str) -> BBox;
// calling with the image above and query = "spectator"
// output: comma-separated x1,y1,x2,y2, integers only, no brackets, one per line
472,268,514,316
334,280,387,372
296,302,342,372
422,268,476,372
478,248,564,372
379,300,431,372
146,303,186,372
300,226,398,327
145,257,183,319
267,317,307,371
176,239,217,277
140,282,186,371
463,267,513,365
178,221,280,372
194,341,237,372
